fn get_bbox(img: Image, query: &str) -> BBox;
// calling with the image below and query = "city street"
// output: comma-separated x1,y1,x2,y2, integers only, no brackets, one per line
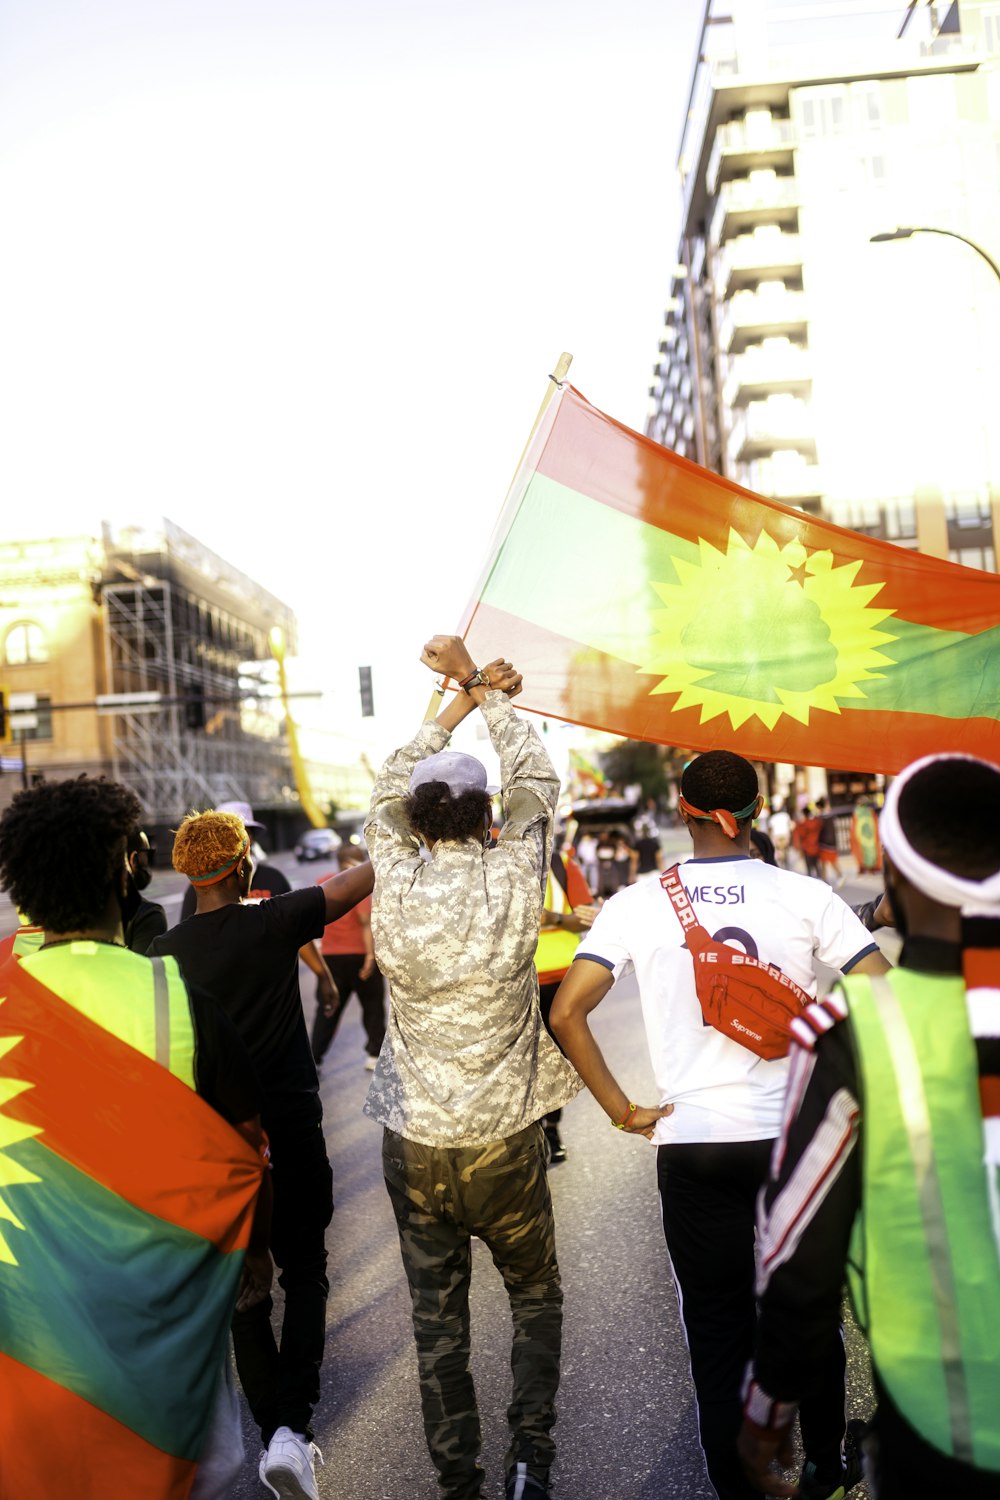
0,841,883,1499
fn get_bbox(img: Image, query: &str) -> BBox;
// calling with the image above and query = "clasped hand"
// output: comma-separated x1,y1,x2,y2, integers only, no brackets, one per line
421,635,522,698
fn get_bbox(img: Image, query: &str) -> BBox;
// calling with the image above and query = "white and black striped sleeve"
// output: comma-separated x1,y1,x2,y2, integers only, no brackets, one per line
752,1002,863,1403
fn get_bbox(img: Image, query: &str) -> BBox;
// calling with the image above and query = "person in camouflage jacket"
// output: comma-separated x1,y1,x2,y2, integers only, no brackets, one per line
364,636,580,1500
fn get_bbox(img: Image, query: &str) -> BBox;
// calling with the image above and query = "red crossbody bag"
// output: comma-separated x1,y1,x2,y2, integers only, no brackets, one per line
660,863,809,1061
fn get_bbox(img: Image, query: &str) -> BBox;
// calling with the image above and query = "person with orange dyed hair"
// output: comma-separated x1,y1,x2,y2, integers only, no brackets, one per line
153,808,372,1500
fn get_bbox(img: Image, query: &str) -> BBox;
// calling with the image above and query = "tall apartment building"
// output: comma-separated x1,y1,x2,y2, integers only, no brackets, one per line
0,520,298,828
648,0,1000,567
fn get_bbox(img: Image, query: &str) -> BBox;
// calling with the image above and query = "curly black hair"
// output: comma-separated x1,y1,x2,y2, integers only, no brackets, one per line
898,759,1000,880
681,751,760,821
0,776,142,933
404,782,491,846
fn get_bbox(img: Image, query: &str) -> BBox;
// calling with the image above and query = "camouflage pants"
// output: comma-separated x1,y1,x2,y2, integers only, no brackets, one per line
382,1123,562,1500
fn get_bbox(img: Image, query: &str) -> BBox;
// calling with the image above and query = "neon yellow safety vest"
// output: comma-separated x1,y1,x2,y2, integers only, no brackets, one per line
22,941,199,1091
842,969,1000,1471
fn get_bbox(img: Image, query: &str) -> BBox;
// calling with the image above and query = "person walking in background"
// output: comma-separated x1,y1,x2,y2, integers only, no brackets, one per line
739,753,1000,1499
613,828,638,888
364,636,580,1500
122,825,168,953
575,831,599,892
594,825,619,897
152,811,372,1500
535,846,597,1164
0,778,270,1499
551,750,889,1500
793,805,823,879
310,845,385,1072
767,801,793,868
815,798,844,886
633,817,663,877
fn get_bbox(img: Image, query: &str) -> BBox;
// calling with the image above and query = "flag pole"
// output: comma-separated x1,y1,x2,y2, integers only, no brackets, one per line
423,352,574,721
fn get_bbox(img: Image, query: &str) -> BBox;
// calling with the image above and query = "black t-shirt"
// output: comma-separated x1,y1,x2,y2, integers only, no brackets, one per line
152,887,326,1107
179,861,292,922
635,835,661,875
125,895,168,956
188,987,262,1126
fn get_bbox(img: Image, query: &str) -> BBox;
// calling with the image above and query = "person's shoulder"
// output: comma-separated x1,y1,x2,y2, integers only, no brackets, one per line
262,883,320,906
596,879,656,918
759,863,831,900
251,861,291,897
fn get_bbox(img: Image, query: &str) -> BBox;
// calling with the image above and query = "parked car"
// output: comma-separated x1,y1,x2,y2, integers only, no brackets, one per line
294,828,341,862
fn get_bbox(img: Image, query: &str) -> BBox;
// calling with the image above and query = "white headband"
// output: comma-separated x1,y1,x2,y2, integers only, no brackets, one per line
881,753,1000,917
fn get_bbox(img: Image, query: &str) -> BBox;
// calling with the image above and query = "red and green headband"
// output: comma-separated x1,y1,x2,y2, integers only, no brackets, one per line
678,794,761,840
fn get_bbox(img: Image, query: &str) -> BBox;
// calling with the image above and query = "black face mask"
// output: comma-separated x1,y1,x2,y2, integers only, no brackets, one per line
130,860,153,892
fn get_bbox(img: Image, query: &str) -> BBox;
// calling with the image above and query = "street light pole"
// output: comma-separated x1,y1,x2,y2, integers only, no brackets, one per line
870,226,1000,284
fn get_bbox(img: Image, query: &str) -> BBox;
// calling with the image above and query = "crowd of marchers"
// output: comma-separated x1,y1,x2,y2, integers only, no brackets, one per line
0,633,997,1500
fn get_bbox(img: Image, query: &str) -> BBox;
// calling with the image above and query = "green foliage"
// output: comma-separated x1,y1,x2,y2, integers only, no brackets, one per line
597,740,680,805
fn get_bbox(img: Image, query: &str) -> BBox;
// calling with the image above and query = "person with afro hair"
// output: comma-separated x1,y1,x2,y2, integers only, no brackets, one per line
552,748,890,1500
0,776,271,1498
362,635,580,1500
151,805,372,1500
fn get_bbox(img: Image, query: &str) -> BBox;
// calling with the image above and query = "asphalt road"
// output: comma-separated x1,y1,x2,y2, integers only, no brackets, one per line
0,842,886,1499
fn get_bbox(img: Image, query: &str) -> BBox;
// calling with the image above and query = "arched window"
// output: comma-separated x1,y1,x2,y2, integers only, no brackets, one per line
4,621,48,666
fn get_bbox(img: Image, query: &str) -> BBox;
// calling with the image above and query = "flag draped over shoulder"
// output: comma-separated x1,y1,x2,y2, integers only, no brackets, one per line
460,383,1000,774
0,953,264,1499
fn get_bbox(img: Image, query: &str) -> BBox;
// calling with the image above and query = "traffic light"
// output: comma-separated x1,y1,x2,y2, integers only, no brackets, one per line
359,666,374,718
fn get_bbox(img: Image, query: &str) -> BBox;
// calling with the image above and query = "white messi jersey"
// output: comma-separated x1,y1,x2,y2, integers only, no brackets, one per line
577,854,877,1146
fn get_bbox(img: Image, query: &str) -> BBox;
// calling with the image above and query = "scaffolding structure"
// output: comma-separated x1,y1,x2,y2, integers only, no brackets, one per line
99,520,297,823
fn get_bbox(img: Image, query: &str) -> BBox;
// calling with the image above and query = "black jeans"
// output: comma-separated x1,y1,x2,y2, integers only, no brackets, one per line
657,1140,847,1500
231,1106,334,1444
310,953,386,1062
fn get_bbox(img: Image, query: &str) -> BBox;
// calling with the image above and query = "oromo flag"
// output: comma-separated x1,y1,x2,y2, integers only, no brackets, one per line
0,952,264,1498
461,383,1000,773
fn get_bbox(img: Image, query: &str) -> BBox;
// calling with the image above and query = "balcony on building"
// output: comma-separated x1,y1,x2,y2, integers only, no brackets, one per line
706,111,796,196
714,226,804,298
709,169,800,246
723,338,811,407
718,284,808,354
727,396,817,469
742,452,823,510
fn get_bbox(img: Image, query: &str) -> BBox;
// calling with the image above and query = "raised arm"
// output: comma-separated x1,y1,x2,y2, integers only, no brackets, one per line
364,635,522,875
319,859,375,923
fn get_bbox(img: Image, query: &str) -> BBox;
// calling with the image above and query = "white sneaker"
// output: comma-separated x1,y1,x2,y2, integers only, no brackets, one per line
258,1427,323,1500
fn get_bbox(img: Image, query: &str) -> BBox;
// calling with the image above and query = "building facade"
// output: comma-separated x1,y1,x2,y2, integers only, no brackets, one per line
0,520,299,828
648,0,1000,565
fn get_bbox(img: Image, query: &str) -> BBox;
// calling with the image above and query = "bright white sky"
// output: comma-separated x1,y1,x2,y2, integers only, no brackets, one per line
0,0,705,760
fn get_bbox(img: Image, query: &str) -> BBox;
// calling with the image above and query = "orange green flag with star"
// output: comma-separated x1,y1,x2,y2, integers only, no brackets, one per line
0,948,264,1498
459,383,1000,774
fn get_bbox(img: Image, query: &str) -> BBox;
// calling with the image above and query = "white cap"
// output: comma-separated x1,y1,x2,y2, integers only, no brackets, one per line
408,751,499,798
215,799,265,831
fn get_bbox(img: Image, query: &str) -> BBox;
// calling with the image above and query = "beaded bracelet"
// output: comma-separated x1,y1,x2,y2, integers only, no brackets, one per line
613,1102,638,1131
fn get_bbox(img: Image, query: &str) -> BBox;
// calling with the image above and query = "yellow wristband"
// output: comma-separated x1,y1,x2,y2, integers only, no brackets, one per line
613,1102,638,1131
